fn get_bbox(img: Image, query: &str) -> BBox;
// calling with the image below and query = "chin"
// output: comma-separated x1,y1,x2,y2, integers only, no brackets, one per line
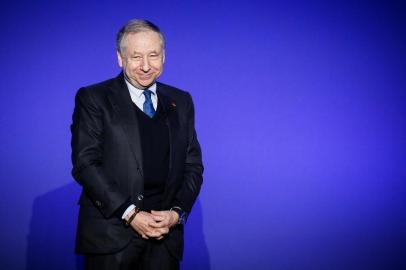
139,79,155,87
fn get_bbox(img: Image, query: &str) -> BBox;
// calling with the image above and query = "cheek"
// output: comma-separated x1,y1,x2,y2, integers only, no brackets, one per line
152,62,163,71
127,62,140,71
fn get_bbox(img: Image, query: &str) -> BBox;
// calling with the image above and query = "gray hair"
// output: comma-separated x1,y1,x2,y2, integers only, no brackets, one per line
116,19,165,54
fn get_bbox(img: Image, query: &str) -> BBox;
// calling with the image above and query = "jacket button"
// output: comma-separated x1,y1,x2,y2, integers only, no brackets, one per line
95,200,102,207
137,194,144,201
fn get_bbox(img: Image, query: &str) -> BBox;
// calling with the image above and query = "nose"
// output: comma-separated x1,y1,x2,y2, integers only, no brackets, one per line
141,58,151,72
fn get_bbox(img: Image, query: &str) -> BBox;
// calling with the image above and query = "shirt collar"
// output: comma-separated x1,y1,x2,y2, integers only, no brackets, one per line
125,79,157,98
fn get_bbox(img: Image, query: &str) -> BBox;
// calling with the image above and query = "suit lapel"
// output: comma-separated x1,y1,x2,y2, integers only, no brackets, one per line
157,83,178,186
107,74,144,176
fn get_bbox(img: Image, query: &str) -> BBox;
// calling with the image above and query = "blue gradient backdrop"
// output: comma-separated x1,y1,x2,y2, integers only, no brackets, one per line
1,0,405,269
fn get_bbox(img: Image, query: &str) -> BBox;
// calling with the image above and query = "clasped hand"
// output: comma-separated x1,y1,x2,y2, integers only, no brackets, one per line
127,210,179,240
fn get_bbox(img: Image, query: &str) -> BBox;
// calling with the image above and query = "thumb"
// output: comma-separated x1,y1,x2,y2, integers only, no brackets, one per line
151,210,163,216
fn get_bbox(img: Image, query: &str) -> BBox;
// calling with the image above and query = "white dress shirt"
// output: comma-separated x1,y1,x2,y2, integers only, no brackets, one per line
125,80,158,111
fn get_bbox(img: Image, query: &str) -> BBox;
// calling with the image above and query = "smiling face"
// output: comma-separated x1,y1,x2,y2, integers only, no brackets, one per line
117,31,165,89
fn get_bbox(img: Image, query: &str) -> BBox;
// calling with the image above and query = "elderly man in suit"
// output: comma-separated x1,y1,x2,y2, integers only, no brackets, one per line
71,19,203,270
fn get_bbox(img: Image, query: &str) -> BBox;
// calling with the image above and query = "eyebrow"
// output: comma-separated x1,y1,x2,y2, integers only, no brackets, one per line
130,49,161,55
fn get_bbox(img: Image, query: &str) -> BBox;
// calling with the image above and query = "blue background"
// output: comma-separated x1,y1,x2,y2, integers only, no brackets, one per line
1,0,405,269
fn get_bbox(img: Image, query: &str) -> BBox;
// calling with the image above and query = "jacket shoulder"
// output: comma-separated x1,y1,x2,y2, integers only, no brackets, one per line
157,82,192,100
79,77,117,95
74,75,124,105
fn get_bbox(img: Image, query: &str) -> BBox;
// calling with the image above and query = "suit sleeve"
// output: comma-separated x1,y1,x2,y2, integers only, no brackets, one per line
71,88,128,218
173,93,204,213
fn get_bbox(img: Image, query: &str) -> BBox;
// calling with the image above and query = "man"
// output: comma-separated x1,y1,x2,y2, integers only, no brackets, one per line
71,19,203,270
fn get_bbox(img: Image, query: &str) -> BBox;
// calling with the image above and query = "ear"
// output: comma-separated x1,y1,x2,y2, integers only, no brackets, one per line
117,50,123,68
162,49,166,64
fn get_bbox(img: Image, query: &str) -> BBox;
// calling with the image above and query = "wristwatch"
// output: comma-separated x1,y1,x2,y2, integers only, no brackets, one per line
170,206,187,225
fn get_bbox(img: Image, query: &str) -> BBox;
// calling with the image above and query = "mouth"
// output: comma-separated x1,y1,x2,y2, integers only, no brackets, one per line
138,74,153,80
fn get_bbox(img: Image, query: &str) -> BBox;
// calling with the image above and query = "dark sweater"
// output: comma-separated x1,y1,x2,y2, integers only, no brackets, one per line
133,101,169,211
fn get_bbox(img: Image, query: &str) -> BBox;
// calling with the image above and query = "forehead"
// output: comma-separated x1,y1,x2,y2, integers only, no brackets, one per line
123,31,163,52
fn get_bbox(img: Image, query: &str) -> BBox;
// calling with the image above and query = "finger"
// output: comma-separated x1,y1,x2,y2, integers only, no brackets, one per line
145,230,163,238
150,215,164,221
148,221,169,228
147,227,169,237
152,227,169,235
151,210,166,217
160,227,169,234
149,216,167,224
154,213,166,219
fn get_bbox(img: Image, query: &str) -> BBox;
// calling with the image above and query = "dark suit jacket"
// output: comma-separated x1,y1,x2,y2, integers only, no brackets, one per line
70,73,203,259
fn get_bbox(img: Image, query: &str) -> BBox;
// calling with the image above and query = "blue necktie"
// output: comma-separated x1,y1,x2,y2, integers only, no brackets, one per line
143,90,156,118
